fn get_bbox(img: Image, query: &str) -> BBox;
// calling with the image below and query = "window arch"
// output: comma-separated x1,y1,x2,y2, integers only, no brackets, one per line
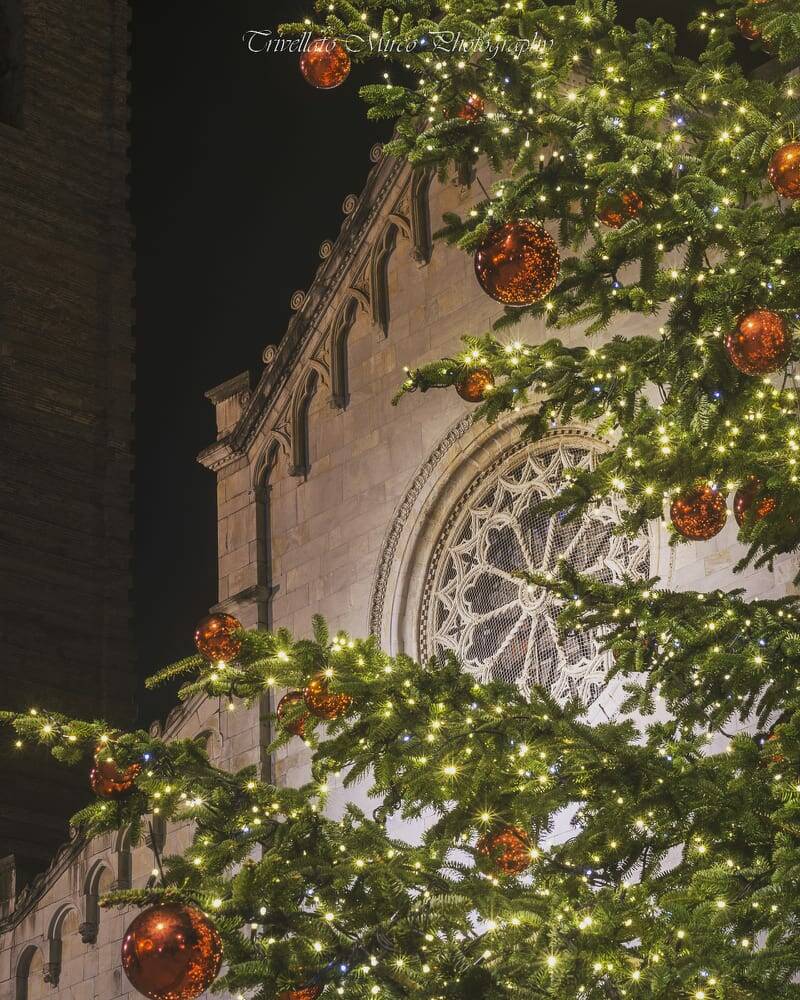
370,224,399,337
419,437,651,705
0,0,24,127
410,168,434,265
254,440,281,630
80,860,114,944
43,904,80,987
15,945,42,1000
330,298,359,410
114,825,133,890
290,370,319,478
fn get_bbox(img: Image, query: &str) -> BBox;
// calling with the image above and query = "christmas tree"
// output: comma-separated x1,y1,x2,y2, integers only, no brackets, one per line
6,1,800,998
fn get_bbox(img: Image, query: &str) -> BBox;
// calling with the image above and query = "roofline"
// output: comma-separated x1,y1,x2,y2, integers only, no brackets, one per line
198,147,411,471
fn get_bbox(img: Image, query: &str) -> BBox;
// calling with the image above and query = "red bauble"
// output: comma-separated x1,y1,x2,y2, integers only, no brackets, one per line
670,486,728,541
121,904,223,1000
768,142,800,200
304,673,353,721
457,94,485,122
194,613,242,662
597,189,644,229
733,477,777,528
456,368,494,403
300,39,351,90
474,220,560,307
725,310,791,376
476,825,532,876
278,987,323,1000
277,691,310,737
736,17,762,41
90,747,141,799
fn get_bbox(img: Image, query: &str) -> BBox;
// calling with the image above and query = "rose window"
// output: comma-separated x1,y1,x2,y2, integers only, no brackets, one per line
419,438,651,705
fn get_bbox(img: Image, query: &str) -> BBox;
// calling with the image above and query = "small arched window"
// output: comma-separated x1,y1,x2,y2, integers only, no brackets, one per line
290,370,319,478
255,441,280,629
370,224,399,337
0,0,24,127
330,298,359,409
15,945,42,1000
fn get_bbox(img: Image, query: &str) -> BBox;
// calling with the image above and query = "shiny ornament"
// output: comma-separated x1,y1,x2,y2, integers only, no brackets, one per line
736,17,762,41
597,189,644,229
90,747,141,800
300,39,351,90
768,142,800,199
474,220,560,307
455,368,494,403
121,904,222,1000
277,691,310,738
457,94,485,122
733,477,776,528
304,673,353,721
278,987,323,1000
194,613,242,662
476,825,532,876
725,310,790,375
670,486,727,541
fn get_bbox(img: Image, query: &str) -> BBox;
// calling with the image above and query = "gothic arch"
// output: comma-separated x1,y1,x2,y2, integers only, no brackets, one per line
290,369,319,478
410,168,434,265
43,903,79,986
15,944,41,1000
370,223,401,337
330,297,360,410
114,826,133,890
80,860,113,944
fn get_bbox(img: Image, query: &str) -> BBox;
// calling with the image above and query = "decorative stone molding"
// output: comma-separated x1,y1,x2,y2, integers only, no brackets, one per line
368,415,474,638
290,290,306,311
410,167,434,265
197,153,410,469
370,223,401,337
0,830,85,935
289,369,320,478
329,297,360,410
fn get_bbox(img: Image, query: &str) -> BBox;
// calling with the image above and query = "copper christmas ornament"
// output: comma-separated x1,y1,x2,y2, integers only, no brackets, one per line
476,825,532,876
474,220,560,306
768,142,800,200
455,367,494,403
733,477,777,528
278,987,324,1000
670,486,728,541
194,613,242,662
724,310,790,376
304,673,353,721
277,690,310,737
300,38,351,90
89,746,141,799
121,904,223,1000
457,93,486,122
597,189,644,229
736,17,762,41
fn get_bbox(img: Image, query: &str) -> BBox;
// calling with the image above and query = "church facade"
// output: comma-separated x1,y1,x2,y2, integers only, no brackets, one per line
1,149,795,998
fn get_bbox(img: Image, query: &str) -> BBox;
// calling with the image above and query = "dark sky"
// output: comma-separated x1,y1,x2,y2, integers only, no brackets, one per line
130,0,735,724
132,1,390,721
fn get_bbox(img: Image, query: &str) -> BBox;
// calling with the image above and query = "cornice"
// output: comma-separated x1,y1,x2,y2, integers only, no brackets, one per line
198,150,412,473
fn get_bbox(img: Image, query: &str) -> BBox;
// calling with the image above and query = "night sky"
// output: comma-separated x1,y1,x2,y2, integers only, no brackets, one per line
131,0,736,724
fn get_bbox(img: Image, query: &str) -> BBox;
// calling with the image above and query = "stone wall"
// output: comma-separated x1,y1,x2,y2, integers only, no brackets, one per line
0,0,136,874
